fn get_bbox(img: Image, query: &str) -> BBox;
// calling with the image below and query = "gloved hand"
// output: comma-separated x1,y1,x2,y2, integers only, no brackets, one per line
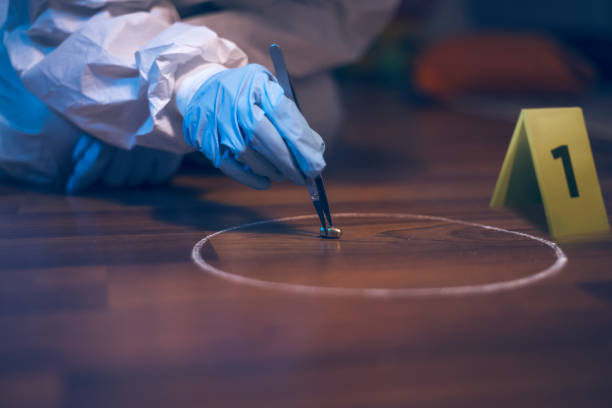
181,64,326,189
66,135,183,193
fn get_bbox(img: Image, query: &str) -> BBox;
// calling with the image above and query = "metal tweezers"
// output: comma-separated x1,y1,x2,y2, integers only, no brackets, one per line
269,43,335,237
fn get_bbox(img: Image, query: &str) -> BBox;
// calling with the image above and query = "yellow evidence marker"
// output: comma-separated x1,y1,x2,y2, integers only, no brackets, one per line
491,107,610,241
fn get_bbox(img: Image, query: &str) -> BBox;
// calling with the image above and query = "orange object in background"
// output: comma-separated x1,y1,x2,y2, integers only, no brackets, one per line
414,33,596,98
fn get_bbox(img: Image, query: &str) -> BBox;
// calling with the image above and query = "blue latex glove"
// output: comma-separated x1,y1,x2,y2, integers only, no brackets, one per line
182,64,326,189
66,135,183,193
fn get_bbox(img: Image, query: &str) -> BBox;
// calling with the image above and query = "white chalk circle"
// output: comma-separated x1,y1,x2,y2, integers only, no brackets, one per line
191,213,567,298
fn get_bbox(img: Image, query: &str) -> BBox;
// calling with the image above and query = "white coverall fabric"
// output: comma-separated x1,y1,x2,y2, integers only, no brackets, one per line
0,0,399,184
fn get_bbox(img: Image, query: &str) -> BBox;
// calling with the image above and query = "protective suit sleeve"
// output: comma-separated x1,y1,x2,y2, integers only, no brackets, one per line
183,0,401,78
3,0,248,154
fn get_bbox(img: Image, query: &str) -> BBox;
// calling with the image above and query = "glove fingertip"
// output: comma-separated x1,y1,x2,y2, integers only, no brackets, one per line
72,135,92,162
66,175,85,194
66,178,77,194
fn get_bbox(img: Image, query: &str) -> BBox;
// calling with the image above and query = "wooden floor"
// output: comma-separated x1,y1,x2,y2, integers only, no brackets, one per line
1,84,612,407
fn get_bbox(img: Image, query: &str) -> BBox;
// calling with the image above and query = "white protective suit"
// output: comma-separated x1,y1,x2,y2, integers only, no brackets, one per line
0,0,399,185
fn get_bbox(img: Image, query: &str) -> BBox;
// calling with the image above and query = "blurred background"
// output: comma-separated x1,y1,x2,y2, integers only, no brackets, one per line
335,0,612,142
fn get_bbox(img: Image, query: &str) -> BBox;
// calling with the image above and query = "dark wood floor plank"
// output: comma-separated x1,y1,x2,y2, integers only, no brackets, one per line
1,84,611,406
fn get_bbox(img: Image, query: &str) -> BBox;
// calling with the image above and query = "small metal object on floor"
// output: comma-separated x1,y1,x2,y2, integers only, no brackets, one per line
320,226,343,239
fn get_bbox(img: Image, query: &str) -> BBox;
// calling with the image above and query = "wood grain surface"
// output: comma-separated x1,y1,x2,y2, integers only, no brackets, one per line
1,84,612,407
200,214,559,289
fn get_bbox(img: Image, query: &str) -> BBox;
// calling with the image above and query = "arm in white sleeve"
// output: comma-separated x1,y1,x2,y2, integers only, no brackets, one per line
182,0,401,78
3,0,248,154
